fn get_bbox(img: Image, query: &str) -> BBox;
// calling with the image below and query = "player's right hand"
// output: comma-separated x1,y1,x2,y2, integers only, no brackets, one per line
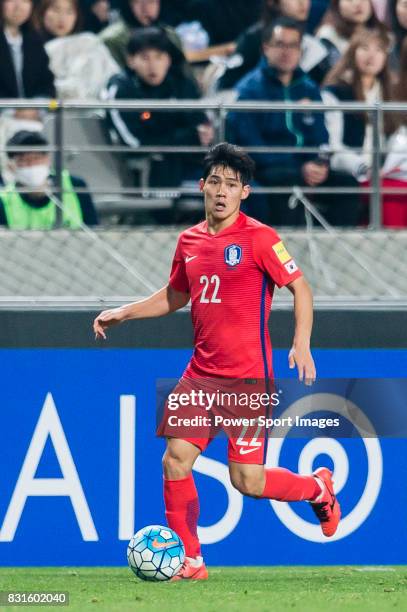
288,345,316,386
93,308,126,340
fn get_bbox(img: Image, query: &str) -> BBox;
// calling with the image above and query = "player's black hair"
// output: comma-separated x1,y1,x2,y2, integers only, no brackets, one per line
262,16,304,44
202,142,255,185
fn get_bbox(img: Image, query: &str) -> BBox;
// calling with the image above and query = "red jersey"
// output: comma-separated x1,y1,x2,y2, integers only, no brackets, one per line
169,212,302,379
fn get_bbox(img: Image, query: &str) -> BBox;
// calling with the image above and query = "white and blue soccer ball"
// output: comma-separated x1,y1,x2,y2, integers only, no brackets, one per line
127,525,185,581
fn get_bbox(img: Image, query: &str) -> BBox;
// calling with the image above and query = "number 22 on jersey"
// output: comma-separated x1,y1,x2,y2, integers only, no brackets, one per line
199,275,221,303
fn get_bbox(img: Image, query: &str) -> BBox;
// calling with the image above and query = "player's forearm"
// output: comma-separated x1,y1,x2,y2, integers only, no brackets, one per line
291,279,314,348
119,285,188,321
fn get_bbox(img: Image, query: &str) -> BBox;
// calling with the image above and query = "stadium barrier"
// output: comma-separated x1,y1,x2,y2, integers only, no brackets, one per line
1,99,407,228
0,228,406,309
1,99,405,306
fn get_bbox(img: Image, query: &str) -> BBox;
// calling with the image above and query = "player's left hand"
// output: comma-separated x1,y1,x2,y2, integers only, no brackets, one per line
288,346,316,385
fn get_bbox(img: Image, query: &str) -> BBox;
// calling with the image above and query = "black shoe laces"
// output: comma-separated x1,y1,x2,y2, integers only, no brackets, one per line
179,561,188,574
311,501,330,523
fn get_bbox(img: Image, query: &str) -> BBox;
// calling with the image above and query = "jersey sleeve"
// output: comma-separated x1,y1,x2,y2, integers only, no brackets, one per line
253,226,303,288
168,236,190,293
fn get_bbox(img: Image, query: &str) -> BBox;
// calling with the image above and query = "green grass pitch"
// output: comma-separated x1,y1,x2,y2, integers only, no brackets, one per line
0,567,406,611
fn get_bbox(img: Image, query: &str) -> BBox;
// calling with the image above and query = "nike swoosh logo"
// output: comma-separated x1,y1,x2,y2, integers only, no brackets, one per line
152,538,178,549
185,256,197,263
238,446,260,455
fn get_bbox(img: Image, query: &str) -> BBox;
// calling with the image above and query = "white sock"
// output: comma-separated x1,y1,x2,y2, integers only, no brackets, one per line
311,477,325,503
186,555,203,567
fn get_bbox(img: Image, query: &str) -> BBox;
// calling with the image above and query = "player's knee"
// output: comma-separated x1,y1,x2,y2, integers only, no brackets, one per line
230,473,264,497
162,449,192,479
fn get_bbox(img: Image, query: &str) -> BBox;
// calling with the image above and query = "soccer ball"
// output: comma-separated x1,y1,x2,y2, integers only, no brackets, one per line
127,525,185,581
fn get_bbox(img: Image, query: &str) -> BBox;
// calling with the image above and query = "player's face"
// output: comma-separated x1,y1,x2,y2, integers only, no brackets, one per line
200,166,250,225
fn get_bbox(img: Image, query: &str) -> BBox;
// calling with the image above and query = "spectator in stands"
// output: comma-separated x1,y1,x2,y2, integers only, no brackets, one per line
323,28,407,226
186,0,261,46
81,0,112,33
388,0,407,68
394,35,407,101
105,27,213,189
1,130,98,228
307,1,331,32
219,0,331,90
323,27,395,180
0,0,55,98
0,108,44,183
33,0,119,98
152,1,260,68
33,0,81,41
159,0,186,27
100,0,186,70
372,0,390,23
173,0,261,66
316,0,385,68
227,17,361,226
381,36,407,226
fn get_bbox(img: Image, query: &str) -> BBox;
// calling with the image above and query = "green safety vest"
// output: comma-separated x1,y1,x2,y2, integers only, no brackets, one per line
1,171,84,230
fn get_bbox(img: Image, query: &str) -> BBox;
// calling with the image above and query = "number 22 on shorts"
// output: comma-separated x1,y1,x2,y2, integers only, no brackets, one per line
236,423,262,455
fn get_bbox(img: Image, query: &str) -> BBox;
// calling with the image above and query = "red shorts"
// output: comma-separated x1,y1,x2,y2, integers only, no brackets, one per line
157,376,275,464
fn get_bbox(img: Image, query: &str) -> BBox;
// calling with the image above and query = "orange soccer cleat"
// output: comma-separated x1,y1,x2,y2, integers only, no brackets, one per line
310,467,341,537
170,557,208,581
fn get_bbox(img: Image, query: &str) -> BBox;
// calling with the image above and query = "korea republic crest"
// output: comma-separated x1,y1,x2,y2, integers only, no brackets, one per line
224,244,242,267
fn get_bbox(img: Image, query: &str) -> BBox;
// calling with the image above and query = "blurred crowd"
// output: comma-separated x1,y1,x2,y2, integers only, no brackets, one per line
1,0,407,228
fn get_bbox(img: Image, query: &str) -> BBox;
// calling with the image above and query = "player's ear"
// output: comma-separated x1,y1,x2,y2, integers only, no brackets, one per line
199,178,205,192
241,184,251,200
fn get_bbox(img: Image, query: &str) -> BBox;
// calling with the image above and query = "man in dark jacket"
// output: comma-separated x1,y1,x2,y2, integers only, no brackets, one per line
227,17,360,226
218,0,330,90
105,27,213,188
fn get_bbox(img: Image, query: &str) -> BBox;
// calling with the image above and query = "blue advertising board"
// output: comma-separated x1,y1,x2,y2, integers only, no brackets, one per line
0,349,406,566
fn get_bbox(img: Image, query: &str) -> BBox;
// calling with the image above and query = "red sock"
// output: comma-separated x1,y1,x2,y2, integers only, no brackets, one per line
260,468,321,501
163,474,201,558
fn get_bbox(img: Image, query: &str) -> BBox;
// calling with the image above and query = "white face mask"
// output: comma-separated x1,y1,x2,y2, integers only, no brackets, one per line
14,164,50,189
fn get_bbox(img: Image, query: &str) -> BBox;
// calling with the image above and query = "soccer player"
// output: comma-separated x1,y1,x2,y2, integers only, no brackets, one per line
93,143,341,580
